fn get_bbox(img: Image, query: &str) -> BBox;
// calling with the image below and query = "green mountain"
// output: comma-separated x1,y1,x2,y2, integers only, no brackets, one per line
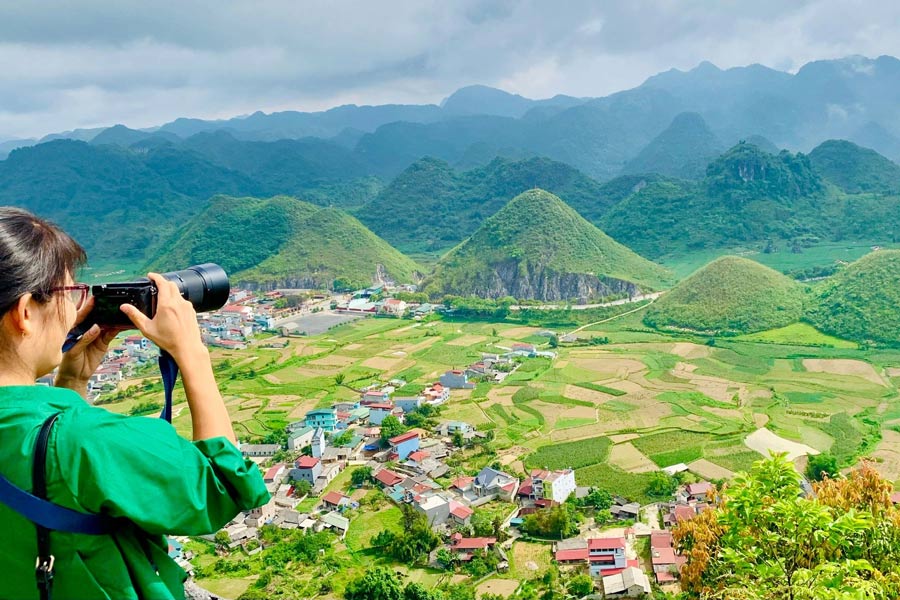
602,143,827,257
644,256,806,334
0,140,199,261
621,112,724,179
356,156,617,253
806,250,900,344
422,189,672,301
149,195,421,289
809,139,900,194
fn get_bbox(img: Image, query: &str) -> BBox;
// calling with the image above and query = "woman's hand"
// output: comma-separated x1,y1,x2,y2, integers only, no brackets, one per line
55,297,123,398
120,273,208,367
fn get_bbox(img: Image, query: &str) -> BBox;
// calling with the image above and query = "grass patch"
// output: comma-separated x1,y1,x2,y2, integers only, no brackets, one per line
555,417,596,429
572,381,627,397
821,412,866,466
575,463,655,504
737,323,858,349
600,400,639,412
632,431,718,464
708,451,763,474
783,391,829,404
525,436,611,470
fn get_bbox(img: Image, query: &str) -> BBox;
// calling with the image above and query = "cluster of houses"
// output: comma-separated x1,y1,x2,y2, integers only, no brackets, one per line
549,478,716,596
332,285,435,319
36,334,160,401
438,344,556,389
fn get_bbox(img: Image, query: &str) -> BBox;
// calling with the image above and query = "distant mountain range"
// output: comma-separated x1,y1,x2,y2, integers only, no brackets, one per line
4,55,900,174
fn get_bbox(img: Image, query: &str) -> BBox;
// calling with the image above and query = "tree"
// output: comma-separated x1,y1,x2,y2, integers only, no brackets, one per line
214,530,231,549
403,583,441,600
566,574,594,597
344,567,404,600
380,415,407,443
436,547,456,570
647,471,678,497
549,334,558,348
452,431,464,448
293,479,312,496
522,504,581,539
580,487,612,511
351,466,373,487
332,430,353,446
334,372,345,386
806,452,838,481
673,453,898,599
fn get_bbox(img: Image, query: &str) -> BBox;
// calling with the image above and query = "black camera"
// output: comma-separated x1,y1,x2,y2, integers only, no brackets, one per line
81,263,231,329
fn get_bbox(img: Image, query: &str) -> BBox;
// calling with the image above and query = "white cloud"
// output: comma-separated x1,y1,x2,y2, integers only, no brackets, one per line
0,0,899,139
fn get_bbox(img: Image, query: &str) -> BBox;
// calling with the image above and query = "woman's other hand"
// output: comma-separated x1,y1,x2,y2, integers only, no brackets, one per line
55,297,122,397
120,273,207,367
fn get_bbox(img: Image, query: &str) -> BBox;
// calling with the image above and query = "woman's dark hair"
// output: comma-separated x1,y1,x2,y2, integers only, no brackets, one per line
0,207,86,316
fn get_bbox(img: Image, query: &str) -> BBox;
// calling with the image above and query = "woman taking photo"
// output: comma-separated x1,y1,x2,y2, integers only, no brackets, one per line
0,207,269,599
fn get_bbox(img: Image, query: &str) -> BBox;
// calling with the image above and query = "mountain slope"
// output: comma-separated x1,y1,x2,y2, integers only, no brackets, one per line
149,196,421,289
644,256,805,334
621,112,724,179
0,140,198,261
806,250,900,344
809,139,900,194
422,189,672,301
602,143,827,257
356,156,617,253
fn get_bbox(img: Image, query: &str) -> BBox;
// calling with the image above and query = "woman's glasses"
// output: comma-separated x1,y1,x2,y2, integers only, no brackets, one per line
49,284,90,311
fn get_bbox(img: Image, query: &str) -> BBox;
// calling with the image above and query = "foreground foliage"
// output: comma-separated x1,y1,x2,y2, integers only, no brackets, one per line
674,454,900,599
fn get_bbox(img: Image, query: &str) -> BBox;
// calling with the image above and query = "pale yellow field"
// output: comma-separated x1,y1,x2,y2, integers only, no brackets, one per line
887,368,900,378
477,579,519,598
361,356,404,370
744,428,819,460
563,384,617,404
344,343,363,350
803,359,887,386
446,334,487,347
670,342,711,359
500,326,541,338
487,388,516,406
609,433,640,443
688,458,735,480
309,354,357,367
609,442,658,473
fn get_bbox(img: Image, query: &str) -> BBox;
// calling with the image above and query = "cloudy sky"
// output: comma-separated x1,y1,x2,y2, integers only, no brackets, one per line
1,0,899,140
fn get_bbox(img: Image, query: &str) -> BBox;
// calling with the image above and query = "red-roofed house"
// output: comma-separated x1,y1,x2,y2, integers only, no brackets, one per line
407,450,430,463
450,535,497,561
290,456,322,485
389,431,420,460
588,537,627,577
264,464,286,484
448,501,474,526
555,548,589,563
452,476,475,493
322,491,353,510
374,468,405,487
685,481,713,502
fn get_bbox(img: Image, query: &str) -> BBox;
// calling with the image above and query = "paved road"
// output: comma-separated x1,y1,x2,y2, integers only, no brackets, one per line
510,292,663,311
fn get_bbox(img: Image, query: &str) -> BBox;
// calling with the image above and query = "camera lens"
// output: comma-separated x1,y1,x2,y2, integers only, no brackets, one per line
161,263,230,313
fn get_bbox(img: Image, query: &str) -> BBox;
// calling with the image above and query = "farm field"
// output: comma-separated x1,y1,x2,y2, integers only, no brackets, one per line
103,310,900,598
113,312,900,487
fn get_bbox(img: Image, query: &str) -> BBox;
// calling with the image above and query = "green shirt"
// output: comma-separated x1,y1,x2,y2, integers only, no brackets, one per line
0,385,270,600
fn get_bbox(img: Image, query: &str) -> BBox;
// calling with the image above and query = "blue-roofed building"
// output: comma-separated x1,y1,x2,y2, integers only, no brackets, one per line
395,396,424,413
305,408,338,432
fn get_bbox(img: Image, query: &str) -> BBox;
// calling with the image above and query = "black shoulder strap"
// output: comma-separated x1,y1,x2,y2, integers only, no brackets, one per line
34,412,60,600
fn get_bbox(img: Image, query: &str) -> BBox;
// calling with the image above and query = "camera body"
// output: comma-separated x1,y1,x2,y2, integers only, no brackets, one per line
89,281,158,327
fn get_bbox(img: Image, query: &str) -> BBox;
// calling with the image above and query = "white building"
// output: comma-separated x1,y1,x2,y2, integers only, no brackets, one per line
531,468,577,504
